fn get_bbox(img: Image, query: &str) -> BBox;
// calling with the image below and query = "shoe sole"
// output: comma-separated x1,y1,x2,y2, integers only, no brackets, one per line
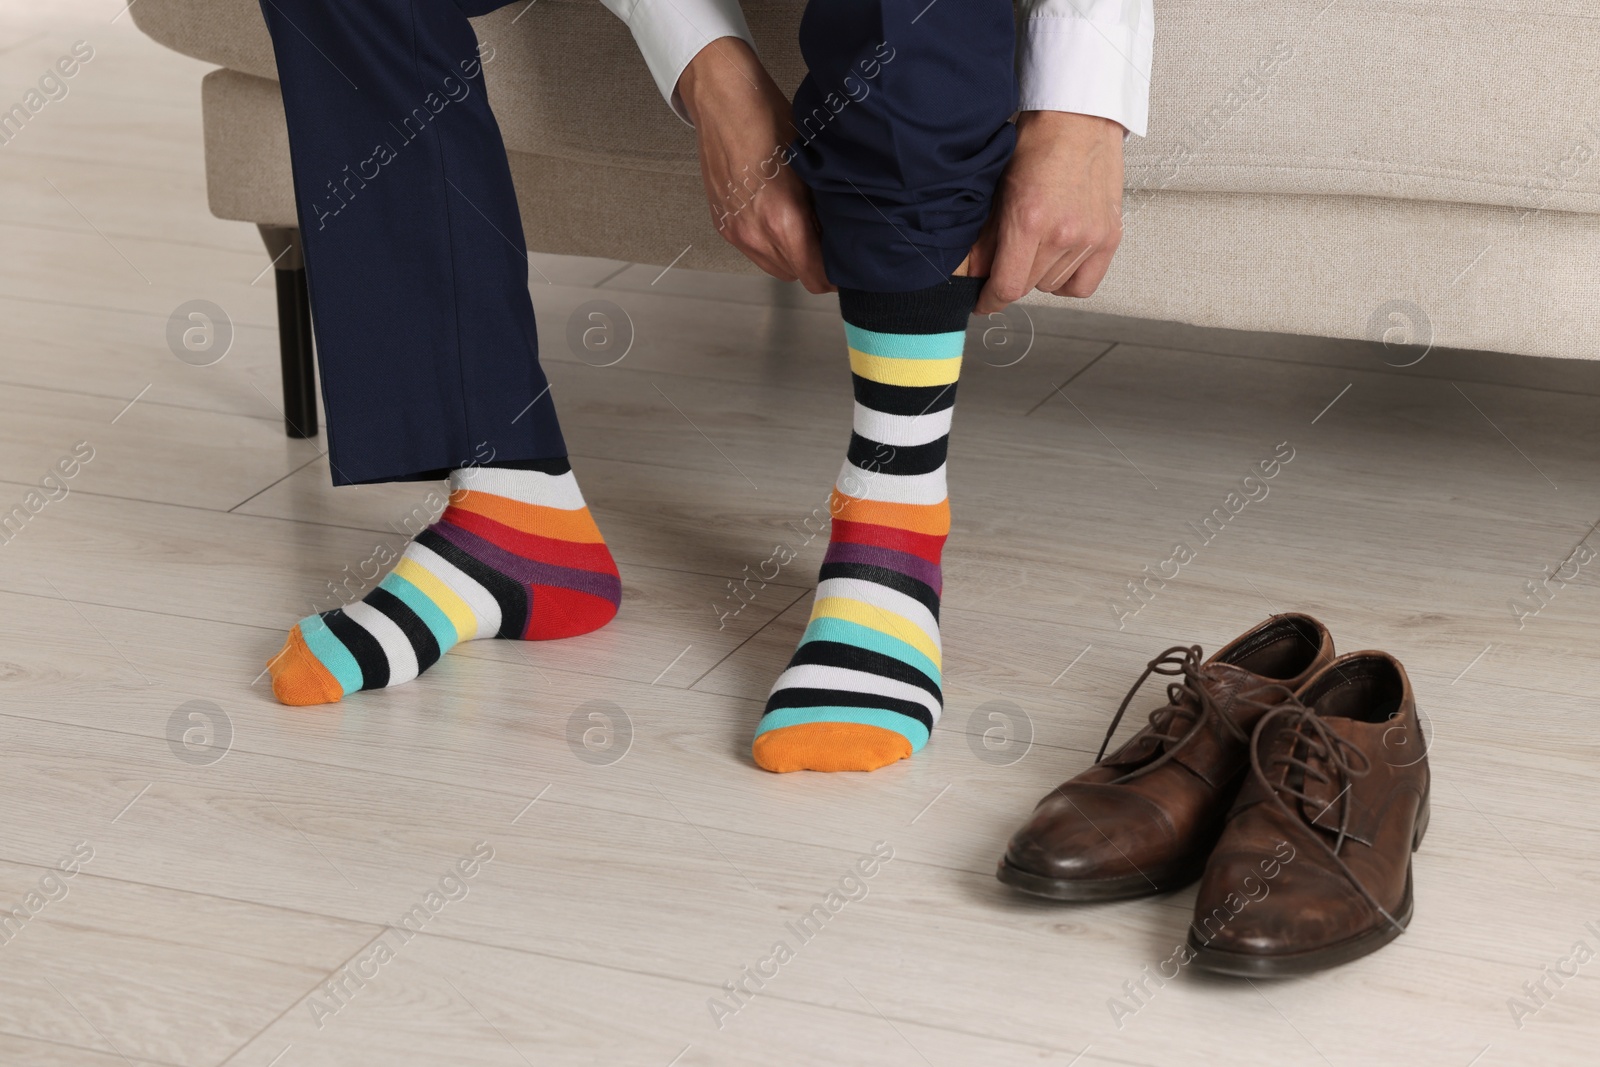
1186,869,1415,976
995,856,1206,902
1186,794,1429,977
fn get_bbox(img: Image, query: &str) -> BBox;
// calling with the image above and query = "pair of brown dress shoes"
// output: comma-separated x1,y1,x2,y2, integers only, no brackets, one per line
998,614,1430,976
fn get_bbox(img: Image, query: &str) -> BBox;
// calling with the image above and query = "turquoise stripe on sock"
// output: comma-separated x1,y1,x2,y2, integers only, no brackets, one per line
379,572,459,651
799,616,941,685
755,706,931,751
844,323,965,361
297,614,362,695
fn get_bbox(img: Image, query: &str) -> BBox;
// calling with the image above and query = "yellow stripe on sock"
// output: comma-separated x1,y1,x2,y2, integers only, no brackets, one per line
849,349,962,388
392,557,479,641
810,596,941,669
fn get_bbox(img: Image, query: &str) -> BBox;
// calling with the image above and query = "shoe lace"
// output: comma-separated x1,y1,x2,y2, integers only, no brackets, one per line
1096,645,1295,783
1248,700,1402,931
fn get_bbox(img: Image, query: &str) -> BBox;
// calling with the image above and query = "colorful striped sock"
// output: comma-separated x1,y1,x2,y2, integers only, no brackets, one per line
753,277,982,772
267,460,620,705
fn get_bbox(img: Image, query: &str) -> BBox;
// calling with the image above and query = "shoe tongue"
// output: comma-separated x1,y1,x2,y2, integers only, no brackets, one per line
1199,662,1274,717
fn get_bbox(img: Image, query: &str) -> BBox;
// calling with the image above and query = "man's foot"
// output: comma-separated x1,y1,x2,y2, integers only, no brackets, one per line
752,278,982,772
268,461,620,705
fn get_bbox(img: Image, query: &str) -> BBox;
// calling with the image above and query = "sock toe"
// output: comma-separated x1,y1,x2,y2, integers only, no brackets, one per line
268,625,345,706
753,722,913,773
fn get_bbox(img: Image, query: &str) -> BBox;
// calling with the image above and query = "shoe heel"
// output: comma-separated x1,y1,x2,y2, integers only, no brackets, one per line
1411,793,1430,852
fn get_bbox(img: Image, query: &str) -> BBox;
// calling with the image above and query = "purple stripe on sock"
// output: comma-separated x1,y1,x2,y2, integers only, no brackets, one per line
823,541,941,595
433,521,622,605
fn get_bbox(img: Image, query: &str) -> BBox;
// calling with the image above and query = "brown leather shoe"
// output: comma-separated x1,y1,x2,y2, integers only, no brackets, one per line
1187,651,1430,976
998,614,1335,901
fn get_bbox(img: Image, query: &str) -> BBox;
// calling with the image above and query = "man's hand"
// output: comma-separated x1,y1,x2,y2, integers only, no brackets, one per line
678,39,833,294
968,111,1125,314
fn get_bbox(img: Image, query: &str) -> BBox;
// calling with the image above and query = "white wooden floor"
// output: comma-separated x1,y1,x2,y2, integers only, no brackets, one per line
4,2,1600,1065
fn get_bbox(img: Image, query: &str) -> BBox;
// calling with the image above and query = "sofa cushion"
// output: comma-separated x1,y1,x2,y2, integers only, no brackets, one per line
200,66,1600,364
137,0,1600,212
1121,1,1600,217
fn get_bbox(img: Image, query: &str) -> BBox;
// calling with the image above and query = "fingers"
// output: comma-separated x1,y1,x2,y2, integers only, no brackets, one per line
749,249,801,285
721,217,830,292
789,231,834,294
980,222,1120,309
979,190,1100,313
1045,236,1120,298
713,179,835,293
1039,243,1095,293
1053,246,1114,298
987,197,1123,307
765,220,832,295
976,207,1042,314
783,201,835,294
974,110,1128,309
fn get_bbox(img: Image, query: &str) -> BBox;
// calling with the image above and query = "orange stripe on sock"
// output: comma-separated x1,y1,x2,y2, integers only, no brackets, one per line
450,491,605,544
829,490,950,537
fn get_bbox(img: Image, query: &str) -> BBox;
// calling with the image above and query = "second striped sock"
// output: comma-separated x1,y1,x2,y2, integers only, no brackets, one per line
753,277,981,772
267,460,620,705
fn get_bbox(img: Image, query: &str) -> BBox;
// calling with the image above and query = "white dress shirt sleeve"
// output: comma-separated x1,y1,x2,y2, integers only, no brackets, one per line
599,0,756,125
1017,0,1155,137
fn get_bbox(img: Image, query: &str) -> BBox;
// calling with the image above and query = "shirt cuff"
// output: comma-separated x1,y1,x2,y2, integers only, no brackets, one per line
1017,12,1154,138
608,0,755,125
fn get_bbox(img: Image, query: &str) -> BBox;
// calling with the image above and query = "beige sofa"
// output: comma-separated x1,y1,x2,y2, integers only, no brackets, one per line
134,0,1600,434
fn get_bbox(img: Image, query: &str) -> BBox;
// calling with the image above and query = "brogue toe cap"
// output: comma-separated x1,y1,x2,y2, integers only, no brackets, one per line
1192,851,1381,957
1004,787,1180,882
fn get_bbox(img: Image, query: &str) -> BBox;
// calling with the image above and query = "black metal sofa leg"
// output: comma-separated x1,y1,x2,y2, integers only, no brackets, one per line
257,225,318,439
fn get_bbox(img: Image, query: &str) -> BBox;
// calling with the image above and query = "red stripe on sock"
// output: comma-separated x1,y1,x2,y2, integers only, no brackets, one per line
830,519,947,565
523,585,620,640
442,506,619,575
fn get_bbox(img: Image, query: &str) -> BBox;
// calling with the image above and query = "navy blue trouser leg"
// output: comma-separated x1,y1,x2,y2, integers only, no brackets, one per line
791,0,1018,292
259,0,564,485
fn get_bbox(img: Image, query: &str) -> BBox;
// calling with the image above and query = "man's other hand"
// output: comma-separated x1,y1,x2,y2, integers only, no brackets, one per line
969,111,1125,314
678,39,833,294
